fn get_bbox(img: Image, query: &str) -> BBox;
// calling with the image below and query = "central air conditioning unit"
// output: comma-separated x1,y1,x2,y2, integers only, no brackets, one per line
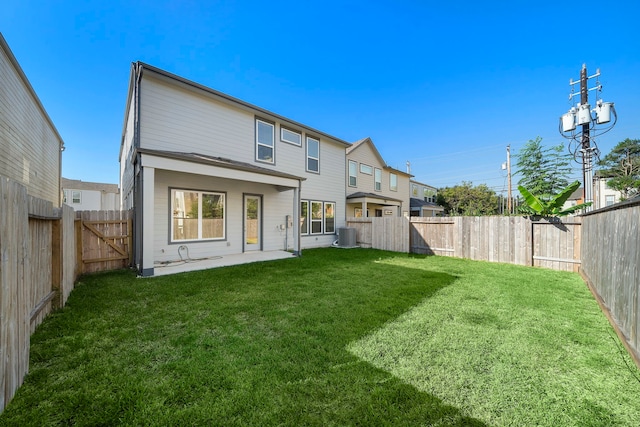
337,227,357,248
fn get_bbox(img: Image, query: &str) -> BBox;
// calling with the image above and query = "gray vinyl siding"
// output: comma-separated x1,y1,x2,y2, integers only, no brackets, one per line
120,96,136,210
346,143,411,214
0,38,62,206
153,169,300,263
138,73,347,250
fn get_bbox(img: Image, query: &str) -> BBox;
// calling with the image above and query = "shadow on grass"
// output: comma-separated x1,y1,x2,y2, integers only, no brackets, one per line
1,248,486,426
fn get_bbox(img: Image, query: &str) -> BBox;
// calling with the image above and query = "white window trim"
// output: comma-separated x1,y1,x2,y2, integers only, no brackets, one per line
300,200,309,235
281,127,302,146
306,136,320,173
256,118,275,164
374,168,382,192
72,190,81,204
360,164,373,175
390,173,397,192
310,200,323,234
324,202,336,234
348,160,357,187
170,189,226,242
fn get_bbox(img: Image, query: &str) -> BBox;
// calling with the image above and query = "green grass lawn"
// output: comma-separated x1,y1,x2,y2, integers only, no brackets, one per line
1,248,639,426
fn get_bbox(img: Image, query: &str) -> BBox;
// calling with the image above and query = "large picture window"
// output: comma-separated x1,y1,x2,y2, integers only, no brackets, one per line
171,189,225,241
256,119,275,163
307,136,320,172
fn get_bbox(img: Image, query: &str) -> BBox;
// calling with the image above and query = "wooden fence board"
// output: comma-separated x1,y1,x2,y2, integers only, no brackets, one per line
76,210,133,274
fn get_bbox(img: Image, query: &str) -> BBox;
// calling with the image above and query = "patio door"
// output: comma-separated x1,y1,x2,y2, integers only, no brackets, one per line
244,194,261,251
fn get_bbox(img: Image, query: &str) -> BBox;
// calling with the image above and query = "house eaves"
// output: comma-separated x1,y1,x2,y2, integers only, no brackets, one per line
347,191,403,204
135,148,307,182
0,33,65,150
135,62,352,149
348,137,412,177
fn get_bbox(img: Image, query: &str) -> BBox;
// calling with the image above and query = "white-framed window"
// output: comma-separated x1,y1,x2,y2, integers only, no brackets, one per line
256,118,275,163
324,202,335,234
300,200,309,235
374,168,382,191
72,190,81,204
360,164,373,175
412,184,419,197
281,127,301,146
348,160,357,187
307,136,320,173
301,199,335,235
171,189,225,241
310,201,323,234
389,173,397,191
424,187,436,203
605,195,615,206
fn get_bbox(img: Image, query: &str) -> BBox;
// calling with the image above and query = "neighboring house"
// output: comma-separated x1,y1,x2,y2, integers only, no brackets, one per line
119,62,348,277
345,137,412,217
562,187,584,213
0,33,64,206
593,174,623,209
409,180,444,217
61,178,120,211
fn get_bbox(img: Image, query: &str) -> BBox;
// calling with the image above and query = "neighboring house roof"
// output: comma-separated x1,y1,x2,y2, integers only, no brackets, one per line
61,178,119,193
121,62,351,160
347,191,403,203
347,137,412,177
568,187,583,201
136,148,307,182
410,179,437,189
410,198,444,210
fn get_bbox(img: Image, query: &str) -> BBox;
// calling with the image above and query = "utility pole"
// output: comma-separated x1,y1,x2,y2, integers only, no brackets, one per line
506,145,512,214
560,64,616,213
579,65,593,210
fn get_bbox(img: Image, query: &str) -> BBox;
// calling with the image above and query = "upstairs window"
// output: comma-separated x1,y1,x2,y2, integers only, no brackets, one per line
348,160,357,187
360,164,373,175
374,168,382,191
390,173,397,191
72,191,81,204
307,136,320,173
281,127,301,146
256,119,275,163
412,184,419,197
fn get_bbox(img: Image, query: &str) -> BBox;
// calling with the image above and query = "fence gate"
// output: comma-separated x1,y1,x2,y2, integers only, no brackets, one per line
76,210,133,274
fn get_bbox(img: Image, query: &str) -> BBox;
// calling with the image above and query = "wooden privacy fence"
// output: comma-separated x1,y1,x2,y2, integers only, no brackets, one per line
580,199,640,368
346,217,410,253
345,215,581,272
410,216,581,272
1,177,76,413
76,210,133,275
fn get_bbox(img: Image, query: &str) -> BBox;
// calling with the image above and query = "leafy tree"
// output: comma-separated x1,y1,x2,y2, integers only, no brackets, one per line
597,138,640,200
437,182,499,216
515,137,573,199
518,180,591,217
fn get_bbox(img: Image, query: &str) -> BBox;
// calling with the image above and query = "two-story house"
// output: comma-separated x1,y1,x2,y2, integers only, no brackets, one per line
61,178,120,211
345,137,412,217
119,63,348,277
409,180,444,217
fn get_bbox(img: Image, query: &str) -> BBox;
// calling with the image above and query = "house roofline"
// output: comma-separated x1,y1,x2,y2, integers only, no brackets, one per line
0,32,65,150
348,137,413,177
128,62,352,149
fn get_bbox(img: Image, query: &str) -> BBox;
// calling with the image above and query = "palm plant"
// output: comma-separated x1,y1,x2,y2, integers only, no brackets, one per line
518,180,591,217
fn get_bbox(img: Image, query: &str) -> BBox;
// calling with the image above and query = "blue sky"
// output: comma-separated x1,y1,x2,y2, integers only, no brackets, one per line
2,1,639,194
